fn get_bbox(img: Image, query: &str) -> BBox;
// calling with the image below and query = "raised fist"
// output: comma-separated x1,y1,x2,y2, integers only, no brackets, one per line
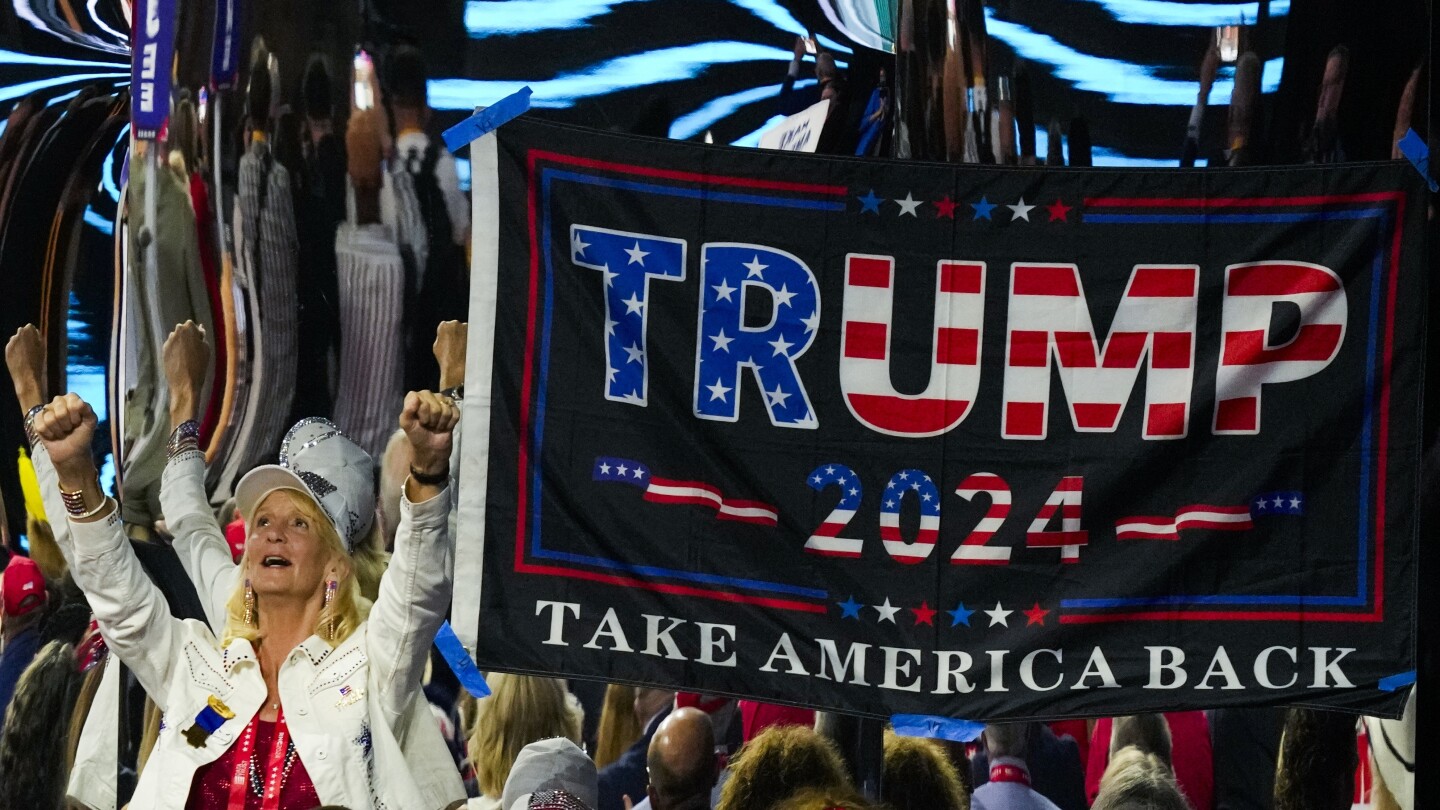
400,391,460,477
5,325,46,411
35,394,98,480
163,321,210,418
433,320,468,391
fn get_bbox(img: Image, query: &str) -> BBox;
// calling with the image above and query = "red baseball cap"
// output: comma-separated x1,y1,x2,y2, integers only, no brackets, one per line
2,556,47,618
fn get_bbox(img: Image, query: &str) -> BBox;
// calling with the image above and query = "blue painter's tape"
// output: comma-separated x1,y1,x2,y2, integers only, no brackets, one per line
1378,670,1416,692
435,621,491,698
1397,129,1439,192
890,714,986,743
442,86,533,153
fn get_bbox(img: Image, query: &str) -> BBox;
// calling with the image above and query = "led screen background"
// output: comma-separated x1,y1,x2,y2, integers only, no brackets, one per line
438,0,1286,163
0,0,1289,542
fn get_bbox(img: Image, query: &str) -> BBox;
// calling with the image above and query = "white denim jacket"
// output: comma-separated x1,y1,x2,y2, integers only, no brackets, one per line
67,478,458,809
158,451,465,807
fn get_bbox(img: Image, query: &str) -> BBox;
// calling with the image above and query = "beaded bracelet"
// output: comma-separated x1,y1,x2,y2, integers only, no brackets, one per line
167,420,201,459
22,404,44,447
61,484,100,517
67,493,111,521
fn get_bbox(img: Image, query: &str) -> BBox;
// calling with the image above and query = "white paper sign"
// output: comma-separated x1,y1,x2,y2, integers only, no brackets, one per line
759,98,832,152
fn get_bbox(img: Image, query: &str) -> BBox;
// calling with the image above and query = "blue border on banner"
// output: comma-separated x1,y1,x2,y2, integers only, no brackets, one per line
1066,206,1391,610
522,166,835,600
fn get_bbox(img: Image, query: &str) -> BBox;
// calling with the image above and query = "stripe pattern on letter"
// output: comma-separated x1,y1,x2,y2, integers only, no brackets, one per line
840,255,985,437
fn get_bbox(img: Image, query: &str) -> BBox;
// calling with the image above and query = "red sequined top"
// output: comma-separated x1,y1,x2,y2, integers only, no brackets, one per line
185,719,321,810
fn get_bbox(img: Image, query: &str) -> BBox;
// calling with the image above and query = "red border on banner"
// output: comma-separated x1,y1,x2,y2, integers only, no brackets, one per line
508,154,1407,622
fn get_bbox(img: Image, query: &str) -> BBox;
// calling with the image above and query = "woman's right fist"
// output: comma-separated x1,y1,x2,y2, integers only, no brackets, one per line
35,394,98,475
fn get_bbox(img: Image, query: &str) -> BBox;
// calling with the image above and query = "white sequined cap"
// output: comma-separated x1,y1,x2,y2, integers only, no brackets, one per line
235,418,376,552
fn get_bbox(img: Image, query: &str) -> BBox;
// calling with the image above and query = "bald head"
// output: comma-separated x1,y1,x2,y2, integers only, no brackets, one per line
647,707,716,810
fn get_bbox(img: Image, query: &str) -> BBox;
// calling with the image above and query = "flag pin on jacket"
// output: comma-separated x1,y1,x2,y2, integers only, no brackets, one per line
182,695,234,747
336,684,363,709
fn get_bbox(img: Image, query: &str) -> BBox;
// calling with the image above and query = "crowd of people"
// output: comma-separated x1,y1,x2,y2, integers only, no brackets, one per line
0,15,1424,810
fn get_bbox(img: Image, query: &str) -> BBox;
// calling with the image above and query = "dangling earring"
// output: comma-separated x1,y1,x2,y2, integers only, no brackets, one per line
243,579,256,626
323,579,338,640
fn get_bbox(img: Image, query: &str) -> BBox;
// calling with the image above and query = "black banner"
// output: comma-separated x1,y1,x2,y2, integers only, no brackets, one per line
464,117,1423,720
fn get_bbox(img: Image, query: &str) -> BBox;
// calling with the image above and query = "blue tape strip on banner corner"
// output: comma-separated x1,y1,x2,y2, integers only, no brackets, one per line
1378,670,1416,692
1397,129,1439,192
442,86,533,154
890,714,987,743
435,621,491,698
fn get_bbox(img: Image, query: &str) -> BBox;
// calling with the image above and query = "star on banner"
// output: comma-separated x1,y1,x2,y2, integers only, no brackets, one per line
1008,198,1035,221
858,189,883,214
947,602,974,627
912,601,937,626
895,192,922,217
1024,603,1050,626
571,232,591,259
593,456,778,525
985,602,1012,627
934,195,958,219
1047,199,1072,222
743,255,768,278
624,242,649,265
1251,491,1305,516
838,596,862,620
874,598,901,624
971,197,997,220
705,378,732,402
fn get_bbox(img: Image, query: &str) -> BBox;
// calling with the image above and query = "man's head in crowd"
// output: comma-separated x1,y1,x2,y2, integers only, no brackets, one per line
816,53,843,100
717,724,852,810
1273,708,1357,810
1110,715,1173,768
983,721,1031,763
881,730,969,810
386,44,430,128
1092,747,1189,810
303,53,334,126
633,687,675,726
245,37,272,132
646,707,716,810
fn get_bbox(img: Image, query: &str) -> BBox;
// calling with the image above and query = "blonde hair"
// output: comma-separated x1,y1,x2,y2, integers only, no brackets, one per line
881,730,969,810
65,659,106,774
594,684,642,769
349,519,390,603
1092,747,1190,810
718,725,852,810
221,489,368,647
24,514,66,583
468,673,584,798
